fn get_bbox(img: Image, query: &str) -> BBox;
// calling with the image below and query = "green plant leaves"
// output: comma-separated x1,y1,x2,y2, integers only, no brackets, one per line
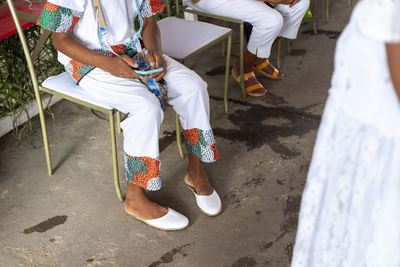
0,25,63,139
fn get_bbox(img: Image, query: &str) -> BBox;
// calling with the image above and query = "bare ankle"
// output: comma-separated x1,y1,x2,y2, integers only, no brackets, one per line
184,171,212,195
254,57,266,65
124,182,167,220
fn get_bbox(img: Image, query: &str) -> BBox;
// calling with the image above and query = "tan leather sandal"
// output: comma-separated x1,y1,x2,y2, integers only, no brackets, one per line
232,69,267,97
253,59,284,80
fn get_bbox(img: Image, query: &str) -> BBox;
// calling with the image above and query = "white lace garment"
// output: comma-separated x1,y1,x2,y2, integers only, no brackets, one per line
292,0,400,266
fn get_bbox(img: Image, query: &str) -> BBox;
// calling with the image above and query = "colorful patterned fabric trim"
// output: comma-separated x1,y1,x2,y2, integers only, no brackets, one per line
64,60,94,83
37,2,82,33
124,152,162,191
64,44,138,83
182,128,218,163
141,0,167,17
146,77,167,109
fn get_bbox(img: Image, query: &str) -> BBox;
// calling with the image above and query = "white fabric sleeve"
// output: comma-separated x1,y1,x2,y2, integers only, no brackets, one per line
356,0,400,43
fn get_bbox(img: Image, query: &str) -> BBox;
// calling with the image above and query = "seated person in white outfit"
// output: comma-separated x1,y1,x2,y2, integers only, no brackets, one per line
185,0,309,97
37,0,222,230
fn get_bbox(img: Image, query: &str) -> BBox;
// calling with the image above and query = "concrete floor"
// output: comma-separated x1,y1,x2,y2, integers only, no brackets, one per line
0,2,354,266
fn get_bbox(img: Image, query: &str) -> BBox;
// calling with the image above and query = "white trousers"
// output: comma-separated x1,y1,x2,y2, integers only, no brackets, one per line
185,0,310,58
79,55,218,191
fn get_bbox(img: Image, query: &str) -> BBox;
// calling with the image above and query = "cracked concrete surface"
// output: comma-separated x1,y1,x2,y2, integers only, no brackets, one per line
0,2,354,266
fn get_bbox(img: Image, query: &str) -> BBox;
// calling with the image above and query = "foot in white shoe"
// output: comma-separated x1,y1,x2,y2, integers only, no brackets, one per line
141,208,189,231
187,186,223,216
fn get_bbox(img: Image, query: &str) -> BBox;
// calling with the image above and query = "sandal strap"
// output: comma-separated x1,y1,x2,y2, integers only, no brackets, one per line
255,59,270,70
245,83,264,93
271,68,279,78
255,59,280,78
234,71,256,83
243,72,255,81
232,69,266,95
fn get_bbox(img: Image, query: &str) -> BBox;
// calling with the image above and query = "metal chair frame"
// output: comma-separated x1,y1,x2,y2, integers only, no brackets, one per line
7,0,185,202
177,2,245,97
164,0,232,113
310,0,352,34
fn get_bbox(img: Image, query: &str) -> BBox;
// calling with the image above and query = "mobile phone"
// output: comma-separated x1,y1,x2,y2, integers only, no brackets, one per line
132,61,164,75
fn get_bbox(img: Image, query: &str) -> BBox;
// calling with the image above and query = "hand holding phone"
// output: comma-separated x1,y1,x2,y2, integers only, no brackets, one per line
131,61,164,75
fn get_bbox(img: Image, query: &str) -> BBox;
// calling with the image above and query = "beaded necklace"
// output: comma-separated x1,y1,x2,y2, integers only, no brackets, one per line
92,0,143,56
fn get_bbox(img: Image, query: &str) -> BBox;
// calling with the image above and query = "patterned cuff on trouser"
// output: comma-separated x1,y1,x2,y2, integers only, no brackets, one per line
182,128,218,163
124,152,162,191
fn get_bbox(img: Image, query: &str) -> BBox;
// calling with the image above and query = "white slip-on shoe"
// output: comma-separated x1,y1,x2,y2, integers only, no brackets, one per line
140,208,189,231
187,186,223,216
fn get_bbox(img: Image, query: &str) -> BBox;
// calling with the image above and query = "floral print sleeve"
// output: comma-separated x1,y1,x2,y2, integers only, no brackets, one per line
140,0,167,17
37,2,83,33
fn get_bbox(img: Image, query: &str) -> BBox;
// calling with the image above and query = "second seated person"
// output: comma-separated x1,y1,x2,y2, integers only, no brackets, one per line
185,0,309,96
37,0,222,231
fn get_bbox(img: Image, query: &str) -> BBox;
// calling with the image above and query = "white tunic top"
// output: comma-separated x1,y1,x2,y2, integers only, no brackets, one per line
329,0,400,137
38,0,163,82
292,1,400,266
50,0,139,49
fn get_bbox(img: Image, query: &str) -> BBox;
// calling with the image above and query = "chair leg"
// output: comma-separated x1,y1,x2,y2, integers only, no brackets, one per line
109,110,123,202
326,0,330,22
175,112,184,160
224,34,232,114
286,39,291,55
116,111,122,134
239,22,246,97
221,21,229,57
276,38,282,69
312,0,317,34
36,94,52,176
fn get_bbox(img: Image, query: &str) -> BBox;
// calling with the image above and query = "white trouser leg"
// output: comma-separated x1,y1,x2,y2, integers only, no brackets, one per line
163,56,218,163
275,0,310,39
79,68,164,190
78,55,217,190
186,0,308,58
186,0,283,58
164,56,209,130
